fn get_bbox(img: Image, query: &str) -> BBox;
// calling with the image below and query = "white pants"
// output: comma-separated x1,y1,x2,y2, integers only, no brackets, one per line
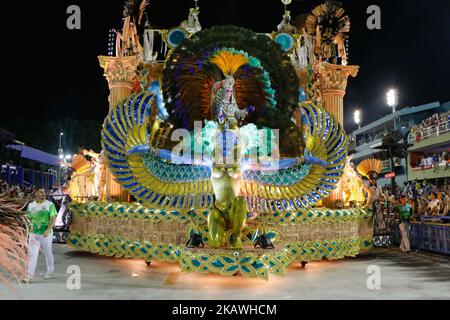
399,222,411,252
27,232,55,277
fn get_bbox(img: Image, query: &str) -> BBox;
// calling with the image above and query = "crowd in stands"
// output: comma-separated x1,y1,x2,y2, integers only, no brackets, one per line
0,180,37,210
411,151,450,171
382,179,450,218
409,111,450,142
0,180,70,212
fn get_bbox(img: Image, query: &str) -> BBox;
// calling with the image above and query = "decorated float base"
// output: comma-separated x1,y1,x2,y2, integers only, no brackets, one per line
68,202,374,280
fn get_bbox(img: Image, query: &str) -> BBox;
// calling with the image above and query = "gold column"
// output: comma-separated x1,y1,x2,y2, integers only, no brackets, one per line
99,55,140,202
319,63,359,126
98,55,140,110
319,63,359,208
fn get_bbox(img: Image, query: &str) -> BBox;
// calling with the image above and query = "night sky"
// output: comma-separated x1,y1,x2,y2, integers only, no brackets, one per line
7,0,450,133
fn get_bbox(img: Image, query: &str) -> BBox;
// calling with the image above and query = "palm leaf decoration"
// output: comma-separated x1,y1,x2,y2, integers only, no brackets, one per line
0,205,29,294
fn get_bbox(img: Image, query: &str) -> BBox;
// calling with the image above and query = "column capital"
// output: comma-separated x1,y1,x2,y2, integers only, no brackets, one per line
98,55,140,89
319,63,359,96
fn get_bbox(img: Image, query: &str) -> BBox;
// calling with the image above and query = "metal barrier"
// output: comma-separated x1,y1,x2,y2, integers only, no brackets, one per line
411,217,450,255
1,165,56,189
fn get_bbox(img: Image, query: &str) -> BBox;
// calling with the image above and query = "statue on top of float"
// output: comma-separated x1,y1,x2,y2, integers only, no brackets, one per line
180,6,202,35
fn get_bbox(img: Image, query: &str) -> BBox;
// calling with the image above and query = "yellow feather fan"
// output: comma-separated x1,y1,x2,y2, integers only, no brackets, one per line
71,153,96,174
357,158,383,179
210,51,248,76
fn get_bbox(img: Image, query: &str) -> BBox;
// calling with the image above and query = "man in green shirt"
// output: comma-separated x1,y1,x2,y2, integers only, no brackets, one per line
22,188,57,283
397,194,413,253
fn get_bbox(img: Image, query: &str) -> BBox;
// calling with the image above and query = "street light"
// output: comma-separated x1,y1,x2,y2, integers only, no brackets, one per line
58,132,64,188
386,89,399,130
353,109,361,129
386,89,398,113
58,132,64,155
65,154,72,161
385,89,400,193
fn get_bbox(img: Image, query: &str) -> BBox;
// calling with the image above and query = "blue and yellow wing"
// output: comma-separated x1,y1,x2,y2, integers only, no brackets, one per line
101,92,214,212
241,102,347,212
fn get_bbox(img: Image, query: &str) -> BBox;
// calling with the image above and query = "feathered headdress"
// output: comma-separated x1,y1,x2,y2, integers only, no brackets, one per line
306,1,350,64
123,0,149,25
209,51,248,117
210,51,248,77
357,158,383,180
162,26,303,157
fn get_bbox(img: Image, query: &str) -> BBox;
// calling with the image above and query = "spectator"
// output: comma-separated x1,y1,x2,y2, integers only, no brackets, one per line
444,152,449,171
427,192,440,216
409,111,450,142
396,194,412,253
432,154,439,172
400,179,449,217
403,182,410,194
438,192,449,216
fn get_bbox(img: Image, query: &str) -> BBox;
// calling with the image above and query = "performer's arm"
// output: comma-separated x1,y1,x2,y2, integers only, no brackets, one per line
358,176,369,192
235,108,248,120
241,158,298,171
43,203,57,237
380,189,388,202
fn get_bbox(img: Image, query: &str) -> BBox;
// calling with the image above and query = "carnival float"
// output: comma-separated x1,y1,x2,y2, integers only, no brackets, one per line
66,0,381,280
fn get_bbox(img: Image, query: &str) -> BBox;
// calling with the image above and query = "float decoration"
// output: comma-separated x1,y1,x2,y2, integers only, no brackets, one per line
357,158,383,180
68,150,107,202
68,201,372,279
342,156,366,207
306,0,350,64
68,1,370,280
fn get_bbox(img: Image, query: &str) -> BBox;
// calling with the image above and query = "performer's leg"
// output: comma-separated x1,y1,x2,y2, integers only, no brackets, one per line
27,234,41,277
399,222,411,251
379,203,386,230
399,223,405,250
404,222,411,252
207,208,227,248
372,202,379,234
40,232,55,274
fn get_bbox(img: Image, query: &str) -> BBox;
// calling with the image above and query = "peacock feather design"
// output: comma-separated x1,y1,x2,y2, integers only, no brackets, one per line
101,97,347,213
101,25,348,216
162,26,303,157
